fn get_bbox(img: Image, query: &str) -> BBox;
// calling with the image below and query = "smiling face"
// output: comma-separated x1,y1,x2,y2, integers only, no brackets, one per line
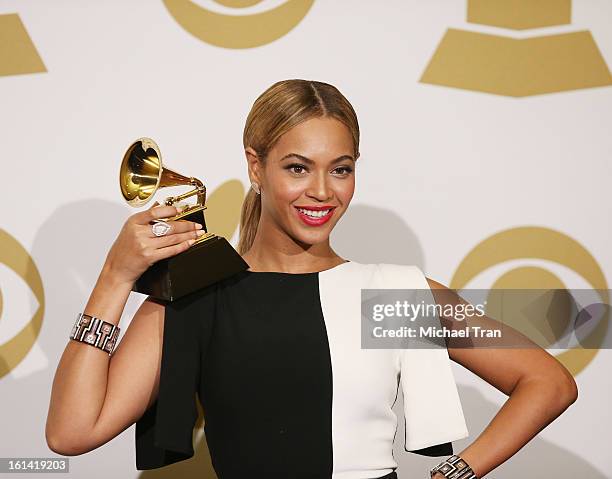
246,116,357,249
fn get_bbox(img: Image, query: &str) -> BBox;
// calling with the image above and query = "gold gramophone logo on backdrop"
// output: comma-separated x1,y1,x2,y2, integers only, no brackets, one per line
163,0,315,49
450,226,609,376
0,230,45,378
421,0,612,96
0,14,46,77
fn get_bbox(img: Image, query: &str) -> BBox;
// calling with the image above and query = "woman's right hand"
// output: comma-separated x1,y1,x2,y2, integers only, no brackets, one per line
104,203,205,284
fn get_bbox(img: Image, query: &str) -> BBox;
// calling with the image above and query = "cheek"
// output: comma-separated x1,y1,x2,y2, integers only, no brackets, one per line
336,178,355,204
264,171,303,208
271,183,303,205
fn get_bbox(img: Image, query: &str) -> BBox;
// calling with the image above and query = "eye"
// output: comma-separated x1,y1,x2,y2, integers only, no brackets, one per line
332,165,353,176
285,163,308,175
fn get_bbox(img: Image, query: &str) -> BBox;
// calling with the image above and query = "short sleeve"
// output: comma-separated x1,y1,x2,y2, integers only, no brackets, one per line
400,346,468,456
377,264,469,457
135,285,215,470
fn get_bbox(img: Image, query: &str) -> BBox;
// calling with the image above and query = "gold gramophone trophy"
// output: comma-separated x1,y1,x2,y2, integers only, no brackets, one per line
119,137,248,301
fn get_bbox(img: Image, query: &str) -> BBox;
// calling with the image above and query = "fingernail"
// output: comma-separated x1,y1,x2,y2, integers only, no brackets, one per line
188,239,196,246
196,223,203,229
196,230,206,237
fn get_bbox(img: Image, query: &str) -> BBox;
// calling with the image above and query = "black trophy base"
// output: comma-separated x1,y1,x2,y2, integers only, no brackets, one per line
132,236,249,302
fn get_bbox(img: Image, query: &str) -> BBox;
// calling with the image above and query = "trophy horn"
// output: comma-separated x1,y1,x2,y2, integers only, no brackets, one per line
119,137,206,208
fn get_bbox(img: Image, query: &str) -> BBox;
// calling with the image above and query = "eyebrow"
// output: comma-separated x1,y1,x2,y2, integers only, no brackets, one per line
279,153,355,164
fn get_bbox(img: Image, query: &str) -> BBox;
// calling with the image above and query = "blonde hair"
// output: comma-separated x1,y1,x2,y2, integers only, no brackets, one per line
237,79,360,255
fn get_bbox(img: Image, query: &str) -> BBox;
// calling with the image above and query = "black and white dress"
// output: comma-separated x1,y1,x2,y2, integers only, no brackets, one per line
135,261,468,478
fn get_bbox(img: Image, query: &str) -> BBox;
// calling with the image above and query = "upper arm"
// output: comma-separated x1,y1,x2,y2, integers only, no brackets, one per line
425,277,577,398
86,297,166,451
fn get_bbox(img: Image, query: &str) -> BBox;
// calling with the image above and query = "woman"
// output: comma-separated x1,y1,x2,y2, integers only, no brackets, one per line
46,79,578,479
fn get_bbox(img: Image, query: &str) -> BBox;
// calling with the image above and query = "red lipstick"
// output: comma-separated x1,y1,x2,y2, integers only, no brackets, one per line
294,205,335,210
294,206,336,226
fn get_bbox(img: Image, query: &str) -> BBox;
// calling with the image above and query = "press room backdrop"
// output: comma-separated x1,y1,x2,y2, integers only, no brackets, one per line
1,0,611,477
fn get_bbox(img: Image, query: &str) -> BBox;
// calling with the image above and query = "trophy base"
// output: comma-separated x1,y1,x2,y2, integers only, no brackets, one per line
132,235,249,302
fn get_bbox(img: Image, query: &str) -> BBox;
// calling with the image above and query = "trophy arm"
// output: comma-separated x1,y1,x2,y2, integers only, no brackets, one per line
194,178,207,207
163,178,207,207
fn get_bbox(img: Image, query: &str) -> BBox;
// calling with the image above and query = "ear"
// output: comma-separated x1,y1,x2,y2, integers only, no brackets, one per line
245,146,263,184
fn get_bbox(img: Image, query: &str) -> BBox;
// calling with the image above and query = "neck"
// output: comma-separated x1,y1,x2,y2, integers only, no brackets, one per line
242,216,344,273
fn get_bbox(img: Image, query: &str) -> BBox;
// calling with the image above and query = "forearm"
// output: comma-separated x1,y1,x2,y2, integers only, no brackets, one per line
46,264,133,449
446,376,577,478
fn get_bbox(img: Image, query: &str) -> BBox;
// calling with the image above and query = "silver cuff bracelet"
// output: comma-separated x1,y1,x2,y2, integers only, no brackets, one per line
430,454,479,479
69,312,120,356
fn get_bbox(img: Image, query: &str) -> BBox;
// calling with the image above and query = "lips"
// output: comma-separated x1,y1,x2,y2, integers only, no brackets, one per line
294,206,336,226
294,205,335,211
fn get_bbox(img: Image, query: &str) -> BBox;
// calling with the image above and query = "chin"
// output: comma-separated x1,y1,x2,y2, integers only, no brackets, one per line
289,225,333,247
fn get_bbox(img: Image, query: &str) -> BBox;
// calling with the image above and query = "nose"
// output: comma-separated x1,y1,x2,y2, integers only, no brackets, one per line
305,171,333,202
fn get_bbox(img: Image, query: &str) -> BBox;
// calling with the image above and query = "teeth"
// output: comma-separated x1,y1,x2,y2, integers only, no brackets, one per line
297,208,331,218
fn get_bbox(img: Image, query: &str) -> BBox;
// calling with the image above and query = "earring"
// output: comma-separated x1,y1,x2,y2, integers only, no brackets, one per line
251,182,261,195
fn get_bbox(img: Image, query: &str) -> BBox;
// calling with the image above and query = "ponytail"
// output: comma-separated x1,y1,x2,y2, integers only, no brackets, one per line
237,187,261,255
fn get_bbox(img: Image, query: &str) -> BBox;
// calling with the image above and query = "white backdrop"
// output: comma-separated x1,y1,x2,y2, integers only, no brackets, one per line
1,0,611,477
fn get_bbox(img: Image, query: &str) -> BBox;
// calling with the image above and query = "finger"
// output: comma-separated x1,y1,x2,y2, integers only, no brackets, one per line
132,205,181,225
153,229,205,248
146,200,160,212
140,219,202,238
164,220,203,235
149,238,196,263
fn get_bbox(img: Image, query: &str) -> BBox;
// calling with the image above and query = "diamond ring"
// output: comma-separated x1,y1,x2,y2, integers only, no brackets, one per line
151,219,171,237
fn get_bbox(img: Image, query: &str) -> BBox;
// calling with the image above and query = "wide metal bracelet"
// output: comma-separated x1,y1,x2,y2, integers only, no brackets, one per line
430,454,479,479
69,312,120,356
